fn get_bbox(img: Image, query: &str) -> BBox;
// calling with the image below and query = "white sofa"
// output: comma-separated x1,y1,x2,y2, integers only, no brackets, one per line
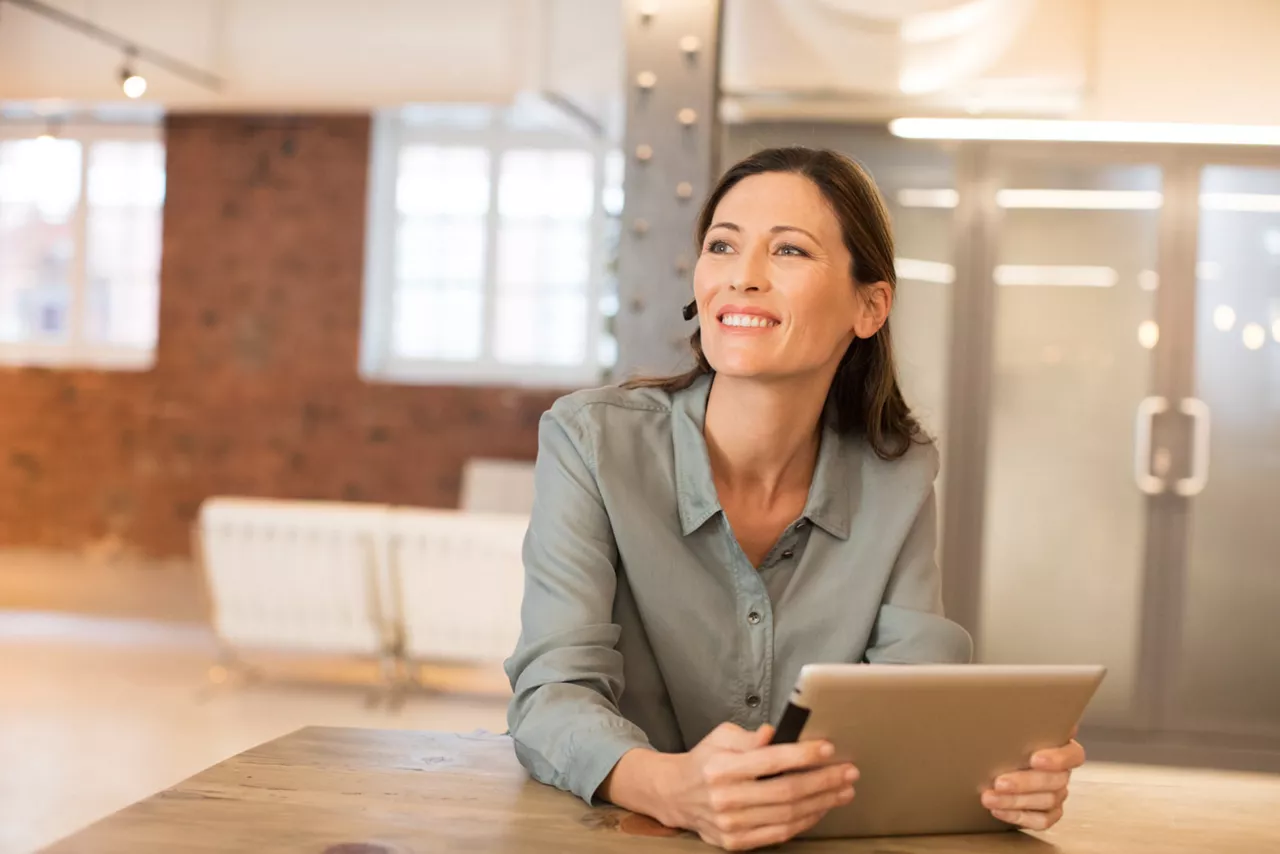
197,497,529,691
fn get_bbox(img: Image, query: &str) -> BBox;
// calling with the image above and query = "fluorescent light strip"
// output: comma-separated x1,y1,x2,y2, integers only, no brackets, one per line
995,189,1163,210
895,260,1120,287
897,187,1280,213
994,265,1118,287
895,257,956,284
896,188,959,209
1200,193,1280,213
889,118,1280,146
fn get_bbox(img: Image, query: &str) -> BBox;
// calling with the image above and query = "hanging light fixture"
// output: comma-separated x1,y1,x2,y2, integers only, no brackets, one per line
120,47,148,98
5,1,224,94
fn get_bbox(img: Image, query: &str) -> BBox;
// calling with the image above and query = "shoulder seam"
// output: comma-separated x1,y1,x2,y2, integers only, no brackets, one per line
558,397,672,418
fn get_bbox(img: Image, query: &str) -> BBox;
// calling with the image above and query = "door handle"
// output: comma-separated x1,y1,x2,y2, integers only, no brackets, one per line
1175,397,1212,497
1134,396,1169,495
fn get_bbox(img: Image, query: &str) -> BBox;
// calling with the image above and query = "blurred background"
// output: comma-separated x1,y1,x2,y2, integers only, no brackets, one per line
1,0,1278,850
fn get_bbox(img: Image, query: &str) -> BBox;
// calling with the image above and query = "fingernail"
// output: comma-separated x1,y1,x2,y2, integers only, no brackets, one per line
995,778,1013,791
840,787,855,801
844,767,857,783
819,742,835,758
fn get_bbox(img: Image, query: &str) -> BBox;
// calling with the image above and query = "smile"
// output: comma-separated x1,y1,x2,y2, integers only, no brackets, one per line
719,313,780,329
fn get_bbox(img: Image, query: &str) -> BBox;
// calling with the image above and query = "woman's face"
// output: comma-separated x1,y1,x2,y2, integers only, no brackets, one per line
693,171,890,383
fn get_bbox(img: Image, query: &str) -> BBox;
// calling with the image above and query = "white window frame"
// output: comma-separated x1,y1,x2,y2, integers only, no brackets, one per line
0,122,164,371
360,109,612,388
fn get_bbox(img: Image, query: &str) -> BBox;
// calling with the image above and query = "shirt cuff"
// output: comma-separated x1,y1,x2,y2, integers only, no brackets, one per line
569,722,653,806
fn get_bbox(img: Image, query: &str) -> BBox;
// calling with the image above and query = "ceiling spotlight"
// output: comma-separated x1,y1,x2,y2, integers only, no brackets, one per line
120,49,147,99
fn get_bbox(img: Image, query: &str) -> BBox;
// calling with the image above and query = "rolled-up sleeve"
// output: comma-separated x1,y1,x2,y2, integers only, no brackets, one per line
864,484,974,664
503,402,652,804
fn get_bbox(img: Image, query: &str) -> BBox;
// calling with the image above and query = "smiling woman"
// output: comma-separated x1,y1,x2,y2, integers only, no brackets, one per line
503,147,1084,852
627,147,921,462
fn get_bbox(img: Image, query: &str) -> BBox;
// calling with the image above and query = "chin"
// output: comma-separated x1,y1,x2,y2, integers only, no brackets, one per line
705,357,779,379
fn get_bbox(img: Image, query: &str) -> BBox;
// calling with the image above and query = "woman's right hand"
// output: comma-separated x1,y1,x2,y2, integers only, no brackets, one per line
653,722,858,851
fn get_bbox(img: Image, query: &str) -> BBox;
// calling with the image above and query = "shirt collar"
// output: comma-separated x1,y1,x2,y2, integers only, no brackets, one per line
670,373,854,540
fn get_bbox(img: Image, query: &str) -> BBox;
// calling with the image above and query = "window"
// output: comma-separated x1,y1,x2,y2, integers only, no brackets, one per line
361,101,621,386
0,124,164,369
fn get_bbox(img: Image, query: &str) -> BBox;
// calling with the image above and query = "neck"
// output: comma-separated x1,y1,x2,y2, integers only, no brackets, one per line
702,371,831,505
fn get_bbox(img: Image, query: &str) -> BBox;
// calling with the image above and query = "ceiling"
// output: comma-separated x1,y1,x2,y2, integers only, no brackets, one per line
0,0,623,132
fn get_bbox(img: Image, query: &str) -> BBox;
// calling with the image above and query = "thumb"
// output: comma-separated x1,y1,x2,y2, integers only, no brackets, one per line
704,722,762,751
753,724,776,747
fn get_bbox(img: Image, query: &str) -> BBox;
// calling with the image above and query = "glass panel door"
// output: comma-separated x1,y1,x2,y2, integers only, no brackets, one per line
1169,164,1280,737
977,158,1163,726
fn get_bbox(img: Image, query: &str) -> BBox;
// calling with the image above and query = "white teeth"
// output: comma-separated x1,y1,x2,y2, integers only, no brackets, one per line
720,313,778,328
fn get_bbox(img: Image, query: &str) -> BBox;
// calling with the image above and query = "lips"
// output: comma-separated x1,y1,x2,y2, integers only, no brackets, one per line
716,304,781,329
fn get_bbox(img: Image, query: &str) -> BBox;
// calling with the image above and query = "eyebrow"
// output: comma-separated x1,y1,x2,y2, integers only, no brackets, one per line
706,222,820,243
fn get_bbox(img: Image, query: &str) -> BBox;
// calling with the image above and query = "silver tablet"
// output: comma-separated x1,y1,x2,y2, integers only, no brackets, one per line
770,663,1106,839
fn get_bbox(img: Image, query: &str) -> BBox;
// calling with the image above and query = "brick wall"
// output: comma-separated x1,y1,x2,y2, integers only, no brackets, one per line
0,114,560,557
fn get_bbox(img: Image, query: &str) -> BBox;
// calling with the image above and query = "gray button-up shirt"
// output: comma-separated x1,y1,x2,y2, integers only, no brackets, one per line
504,373,973,804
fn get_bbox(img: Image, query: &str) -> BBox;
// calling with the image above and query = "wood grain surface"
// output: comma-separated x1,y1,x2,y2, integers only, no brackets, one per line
42,726,1280,853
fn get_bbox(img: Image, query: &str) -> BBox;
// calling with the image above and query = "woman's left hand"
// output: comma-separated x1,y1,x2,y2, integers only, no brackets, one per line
982,729,1086,831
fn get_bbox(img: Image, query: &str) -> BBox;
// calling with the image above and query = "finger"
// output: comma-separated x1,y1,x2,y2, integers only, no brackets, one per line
718,810,829,852
992,770,1071,794
717,783,855,833
752,724,775,747
991,806,1064,831
727,741,840,779
1032,740,1086,772
983,789,1065,812
712,764,857,811
704,722,761,751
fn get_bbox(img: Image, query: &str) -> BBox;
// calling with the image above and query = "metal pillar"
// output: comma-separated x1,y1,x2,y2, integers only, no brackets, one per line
614,0,723,379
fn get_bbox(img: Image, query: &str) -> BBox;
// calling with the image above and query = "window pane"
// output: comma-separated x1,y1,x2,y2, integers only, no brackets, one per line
397,146,489,216
498,150,594,219
497,222,590,293
400,104,495,130
85,140,165,347
602,149,625,217
87,141,165,207
544,222,590,287
493,293,586,365
0,139,81,342
85,207,162,347
85,279,159,348
397,216,485,282
495,221,540,291
392,281,483,361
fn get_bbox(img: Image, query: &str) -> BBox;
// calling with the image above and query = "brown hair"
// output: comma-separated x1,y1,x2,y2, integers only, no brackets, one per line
625,146,927,461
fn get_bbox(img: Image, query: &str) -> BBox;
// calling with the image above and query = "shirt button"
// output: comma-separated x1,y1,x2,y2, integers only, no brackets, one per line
746,694,762,708
781,549,794,560
747,611,762,625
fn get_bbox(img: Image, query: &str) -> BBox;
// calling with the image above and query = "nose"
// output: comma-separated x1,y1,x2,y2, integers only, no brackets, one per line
729,244,770,293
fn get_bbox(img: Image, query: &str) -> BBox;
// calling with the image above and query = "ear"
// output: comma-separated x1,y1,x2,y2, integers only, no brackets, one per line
852,281,892,339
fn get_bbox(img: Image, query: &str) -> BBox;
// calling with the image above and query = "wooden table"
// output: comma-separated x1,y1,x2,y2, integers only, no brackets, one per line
43,727,1280,853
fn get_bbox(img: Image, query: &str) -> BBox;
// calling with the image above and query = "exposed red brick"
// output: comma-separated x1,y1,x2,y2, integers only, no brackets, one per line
0,114,560,557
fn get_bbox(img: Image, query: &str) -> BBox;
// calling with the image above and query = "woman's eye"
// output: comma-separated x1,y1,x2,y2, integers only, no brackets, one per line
778,243,808,257
706,239,732,254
